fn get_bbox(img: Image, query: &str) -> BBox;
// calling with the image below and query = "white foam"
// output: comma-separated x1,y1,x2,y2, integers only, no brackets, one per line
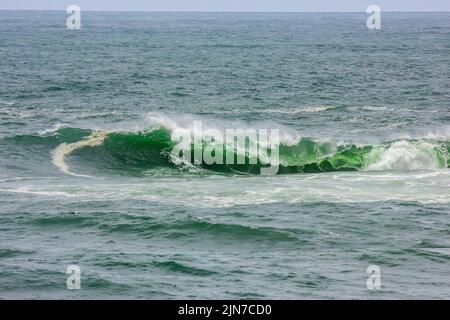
366,141,447,171
261,105,335,114
0,187,76,197
51,131,108,178
2,170,449,206
361,106,390,111
39,123,65,135
0,100,16,106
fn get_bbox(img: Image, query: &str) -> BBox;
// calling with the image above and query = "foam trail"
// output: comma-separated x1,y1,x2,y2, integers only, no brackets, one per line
52,131,108,178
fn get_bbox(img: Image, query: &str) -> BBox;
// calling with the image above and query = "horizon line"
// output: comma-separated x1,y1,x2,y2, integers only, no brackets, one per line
1,9,450,13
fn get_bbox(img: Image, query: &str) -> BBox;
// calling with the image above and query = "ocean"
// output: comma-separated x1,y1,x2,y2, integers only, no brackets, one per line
0,11,450,299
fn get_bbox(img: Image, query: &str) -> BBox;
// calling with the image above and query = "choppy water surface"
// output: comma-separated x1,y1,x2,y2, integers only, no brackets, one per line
1,11,450,299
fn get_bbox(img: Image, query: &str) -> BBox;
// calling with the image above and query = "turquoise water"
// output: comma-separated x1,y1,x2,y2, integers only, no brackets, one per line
1,11,450,299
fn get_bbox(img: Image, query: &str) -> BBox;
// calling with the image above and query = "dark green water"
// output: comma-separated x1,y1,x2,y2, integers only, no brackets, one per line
1,11,450,299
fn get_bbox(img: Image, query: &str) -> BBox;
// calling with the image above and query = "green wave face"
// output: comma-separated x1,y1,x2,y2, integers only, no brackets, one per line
277,140,373,173
86,131,374,174
101,129,177,167
45,127,450,175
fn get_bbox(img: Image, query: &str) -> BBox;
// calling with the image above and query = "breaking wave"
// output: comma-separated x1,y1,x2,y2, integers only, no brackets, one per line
2,114,448,177
49,130,450,177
